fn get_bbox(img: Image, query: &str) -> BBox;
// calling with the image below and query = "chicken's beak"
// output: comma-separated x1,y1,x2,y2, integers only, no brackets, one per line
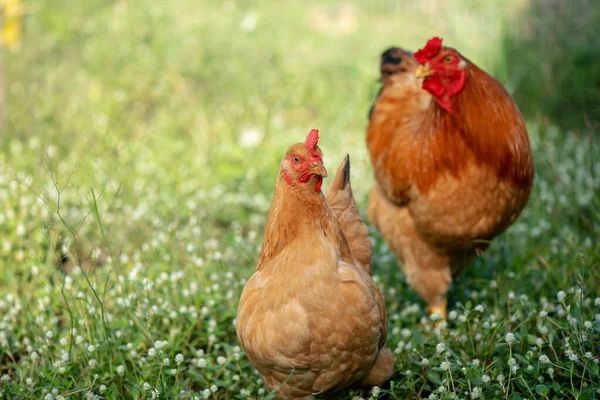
310,163,328,178
415,64,433,78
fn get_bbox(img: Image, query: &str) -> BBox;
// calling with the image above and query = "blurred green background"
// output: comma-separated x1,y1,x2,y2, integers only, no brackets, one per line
3,0,599,190
3,0,599,195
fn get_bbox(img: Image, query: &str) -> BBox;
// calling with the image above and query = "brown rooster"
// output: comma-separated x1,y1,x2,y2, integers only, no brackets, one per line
237,129,394,399
366,37,534,319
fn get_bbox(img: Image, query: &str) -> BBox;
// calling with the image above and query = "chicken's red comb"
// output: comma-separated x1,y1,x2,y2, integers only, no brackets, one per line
304,129,321,161
414,37,443,65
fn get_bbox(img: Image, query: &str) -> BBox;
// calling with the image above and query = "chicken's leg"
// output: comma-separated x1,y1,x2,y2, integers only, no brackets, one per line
367,185,451,320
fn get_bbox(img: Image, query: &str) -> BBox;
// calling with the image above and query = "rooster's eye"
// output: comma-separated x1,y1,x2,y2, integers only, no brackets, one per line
444,56,453,63
293,157,300,163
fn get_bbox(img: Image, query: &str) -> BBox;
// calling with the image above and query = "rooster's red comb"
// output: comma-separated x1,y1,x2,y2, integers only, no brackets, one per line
414,37,443,65
305,129,321,161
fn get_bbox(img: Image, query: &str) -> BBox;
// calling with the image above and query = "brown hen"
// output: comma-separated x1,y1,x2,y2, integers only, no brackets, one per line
367,37,534,319
236,129,393,399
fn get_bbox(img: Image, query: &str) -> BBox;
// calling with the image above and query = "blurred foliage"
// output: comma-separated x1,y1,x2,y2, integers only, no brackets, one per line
500,0,600,131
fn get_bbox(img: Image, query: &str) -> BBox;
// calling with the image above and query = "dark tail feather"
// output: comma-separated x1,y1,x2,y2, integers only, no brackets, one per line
341,154,350,187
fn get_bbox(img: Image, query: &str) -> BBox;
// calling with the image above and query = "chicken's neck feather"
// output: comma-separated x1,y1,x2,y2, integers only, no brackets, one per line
413,62,534,192
256,170,331,270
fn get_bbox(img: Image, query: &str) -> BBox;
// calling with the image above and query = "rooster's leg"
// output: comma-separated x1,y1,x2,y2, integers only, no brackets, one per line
427,304,447,320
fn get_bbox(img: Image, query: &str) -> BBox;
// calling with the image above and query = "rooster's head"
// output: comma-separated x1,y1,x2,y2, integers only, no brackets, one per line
414,37,467,113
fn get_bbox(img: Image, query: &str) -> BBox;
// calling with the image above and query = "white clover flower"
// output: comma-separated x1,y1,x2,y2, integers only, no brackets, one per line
76,336,83,344
482,374,490,383
508,292,515,300
585,352,593,359
175,353,184,365
44,394,53,400
197,358,207,368
497,373,505,384
436,343,446,354
162,357,170,366
88,359,97,368
210,385,218,393
59,338,67,346
216,356,226,365
557,291,566,302
239,389,250,397
1,374,10,382
547,367,554,378
448,310,457,320
143,382,152,391
26,377,34,386
45,330,53,339
99,385,106,393
471,386,482,399
87,345,95,353
504,332,516,345
371,386,381,397
117,365,125,376
169,368,177,375
31,351,39,361
421,358,429,366
489,280,498,289
440,361,450,371
154,340,168,349
148,348,156,357
474,305,485,313
595,298,600,307
509,358,519,373
584,321,593,329
535,338,544,347
566,349,579,362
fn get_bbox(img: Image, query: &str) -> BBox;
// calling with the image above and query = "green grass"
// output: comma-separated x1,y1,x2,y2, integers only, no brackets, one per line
0,0,599,399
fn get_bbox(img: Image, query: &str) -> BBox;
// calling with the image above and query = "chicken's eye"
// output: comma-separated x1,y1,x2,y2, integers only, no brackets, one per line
444,56,453,63
293,157,300,163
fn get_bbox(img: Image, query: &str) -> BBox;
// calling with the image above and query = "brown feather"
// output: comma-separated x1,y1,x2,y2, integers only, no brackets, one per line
366,44,534,313
325,154,373,273
239,146,393,399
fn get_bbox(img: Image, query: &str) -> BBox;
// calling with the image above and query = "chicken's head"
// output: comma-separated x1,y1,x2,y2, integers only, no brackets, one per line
281,129,327,192
414,37,467,113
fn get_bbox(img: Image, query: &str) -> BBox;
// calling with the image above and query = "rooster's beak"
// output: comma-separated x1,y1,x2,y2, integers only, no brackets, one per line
310,163,328,178
415,64,433,78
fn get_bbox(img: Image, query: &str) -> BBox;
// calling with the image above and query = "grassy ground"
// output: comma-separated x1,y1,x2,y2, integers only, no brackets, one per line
0,0,599,399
